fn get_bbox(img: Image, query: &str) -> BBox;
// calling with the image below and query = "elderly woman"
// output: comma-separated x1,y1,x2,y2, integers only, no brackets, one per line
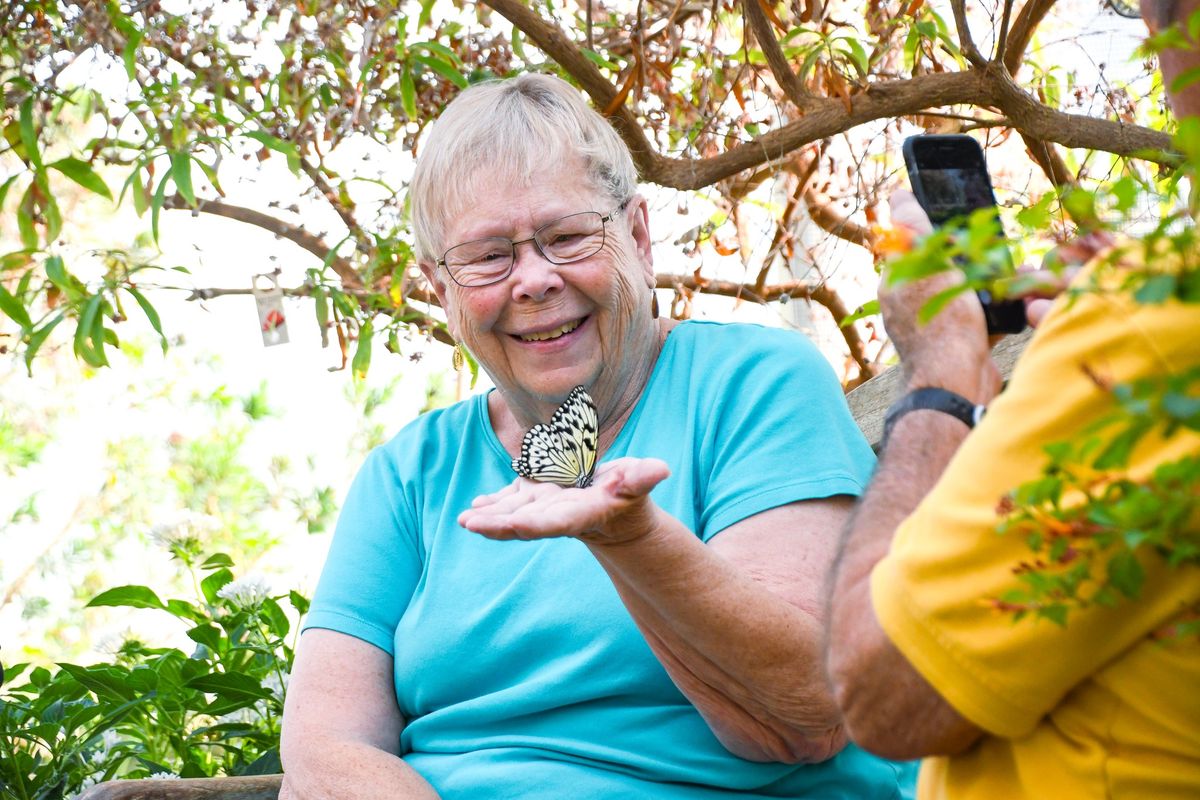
280,73,910,798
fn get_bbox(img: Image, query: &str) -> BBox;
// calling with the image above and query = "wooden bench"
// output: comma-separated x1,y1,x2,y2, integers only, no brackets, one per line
77,331,1033,799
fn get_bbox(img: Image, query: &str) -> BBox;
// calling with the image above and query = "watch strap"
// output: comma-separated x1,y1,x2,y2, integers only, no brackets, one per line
882,387,986,448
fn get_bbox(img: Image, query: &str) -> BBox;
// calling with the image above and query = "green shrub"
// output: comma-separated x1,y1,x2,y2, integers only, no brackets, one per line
0,543,306,799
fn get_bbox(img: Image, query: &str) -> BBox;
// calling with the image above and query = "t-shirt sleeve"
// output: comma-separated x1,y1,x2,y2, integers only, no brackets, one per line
870,288,1200,738
699,327,876,540
302,445,423,654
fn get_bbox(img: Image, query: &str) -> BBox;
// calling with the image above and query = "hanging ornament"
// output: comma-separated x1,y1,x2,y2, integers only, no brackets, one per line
253,272,289,346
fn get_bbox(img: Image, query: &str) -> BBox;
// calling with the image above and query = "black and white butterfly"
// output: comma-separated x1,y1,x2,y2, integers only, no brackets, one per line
511,385,598,488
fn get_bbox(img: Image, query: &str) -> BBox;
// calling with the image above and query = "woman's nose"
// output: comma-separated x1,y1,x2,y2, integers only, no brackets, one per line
509,238,564,301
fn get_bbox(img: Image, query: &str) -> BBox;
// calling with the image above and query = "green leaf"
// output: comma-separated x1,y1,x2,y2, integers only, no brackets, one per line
86,585,166,610
48,157,113,200
411,53,468,88
840,299,879,327
917,283,970,324
0,174,19,210
313,284,329,338
74,293,109,368
122,28,143,80
171,151,195,205
129,167,149,217
1107,550,1145,599
1133,273,1177,304
187,623,222,653
58,664,136,702
16,186,37,249
400,68,417,119
44,254,69,292
151,172,170,242
201,567,234,604
244,130,301,176
187,671,271,702
165,598,206,622
0,284,32,330
201,553,235,569
18,98,41,168
581,48,621,72
125,286,167,353
352,319,373,380
24,312,63,376
288,590,310,615
261,597,290,638
43,194,62,243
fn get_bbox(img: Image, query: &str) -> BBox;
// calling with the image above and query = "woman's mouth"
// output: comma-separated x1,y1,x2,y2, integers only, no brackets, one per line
517,317,585,342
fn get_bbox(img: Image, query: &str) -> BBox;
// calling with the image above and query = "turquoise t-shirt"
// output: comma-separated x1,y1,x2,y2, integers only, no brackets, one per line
305,320,913,798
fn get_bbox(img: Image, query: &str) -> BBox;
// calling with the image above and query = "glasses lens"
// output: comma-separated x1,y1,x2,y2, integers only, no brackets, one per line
535,212,606,264
444,238,513,286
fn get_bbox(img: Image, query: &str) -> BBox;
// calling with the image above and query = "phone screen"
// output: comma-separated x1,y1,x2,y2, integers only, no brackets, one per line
912,167,996,223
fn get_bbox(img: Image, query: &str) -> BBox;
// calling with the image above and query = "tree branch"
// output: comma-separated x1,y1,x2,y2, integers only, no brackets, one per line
994,0,1016,66
741,0,815,110
950,0,988,67
656,275,875,379
182,283,453,346
1003,0,1057,75
483,0,656,166
163,195,363,290
491,2,1173,192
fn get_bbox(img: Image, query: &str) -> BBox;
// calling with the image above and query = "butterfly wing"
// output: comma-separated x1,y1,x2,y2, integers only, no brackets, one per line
510,386,598,488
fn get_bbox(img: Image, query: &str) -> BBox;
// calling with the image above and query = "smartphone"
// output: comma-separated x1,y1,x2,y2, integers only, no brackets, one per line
901,134,1027,335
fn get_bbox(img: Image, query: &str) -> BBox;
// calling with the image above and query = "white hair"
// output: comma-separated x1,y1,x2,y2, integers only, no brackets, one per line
409,73,639,263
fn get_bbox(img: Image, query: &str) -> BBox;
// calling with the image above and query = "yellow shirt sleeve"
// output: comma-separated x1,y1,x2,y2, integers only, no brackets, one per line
871,284,1200,739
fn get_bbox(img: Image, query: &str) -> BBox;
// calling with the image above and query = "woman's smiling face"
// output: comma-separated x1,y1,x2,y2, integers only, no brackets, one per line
424,164,658,423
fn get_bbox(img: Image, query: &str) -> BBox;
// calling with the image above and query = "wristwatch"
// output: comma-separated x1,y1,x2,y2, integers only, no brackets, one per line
881,387,987,448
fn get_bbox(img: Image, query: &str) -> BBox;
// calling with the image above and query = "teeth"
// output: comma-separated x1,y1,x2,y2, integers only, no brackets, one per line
521,319,581,342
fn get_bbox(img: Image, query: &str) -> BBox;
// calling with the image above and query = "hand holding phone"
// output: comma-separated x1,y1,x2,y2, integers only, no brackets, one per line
901,134,1027,335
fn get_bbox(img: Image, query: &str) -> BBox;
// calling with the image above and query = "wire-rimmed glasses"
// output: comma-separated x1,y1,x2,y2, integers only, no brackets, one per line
437,199,630,288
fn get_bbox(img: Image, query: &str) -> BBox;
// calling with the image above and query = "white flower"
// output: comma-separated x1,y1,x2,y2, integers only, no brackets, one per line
150,511,220,550
146,772,180,780
88,728,122,762
216,576,271,608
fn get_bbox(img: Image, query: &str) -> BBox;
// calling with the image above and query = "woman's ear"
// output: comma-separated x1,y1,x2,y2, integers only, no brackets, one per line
626,195,655,288
419,261,460,340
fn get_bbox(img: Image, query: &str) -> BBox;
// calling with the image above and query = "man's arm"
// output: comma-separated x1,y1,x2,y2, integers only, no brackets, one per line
825,190,1002,759
825,409,985,759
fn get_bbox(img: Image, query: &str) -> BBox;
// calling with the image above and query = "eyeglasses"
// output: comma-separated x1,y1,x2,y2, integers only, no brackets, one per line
437,199,631,288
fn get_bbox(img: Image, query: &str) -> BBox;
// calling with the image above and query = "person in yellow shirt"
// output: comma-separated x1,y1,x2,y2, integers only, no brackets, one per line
824,1,1200,798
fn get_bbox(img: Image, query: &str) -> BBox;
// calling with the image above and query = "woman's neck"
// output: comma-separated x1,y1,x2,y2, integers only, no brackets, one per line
491,317,677,457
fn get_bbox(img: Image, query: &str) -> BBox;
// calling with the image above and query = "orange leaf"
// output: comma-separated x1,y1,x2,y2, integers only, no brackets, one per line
869,224,914,258
603,59,641,117
756,0,788,32
712,238,739,256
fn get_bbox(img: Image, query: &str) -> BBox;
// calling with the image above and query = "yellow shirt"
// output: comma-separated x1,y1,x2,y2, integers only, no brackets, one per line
871,271,1200,799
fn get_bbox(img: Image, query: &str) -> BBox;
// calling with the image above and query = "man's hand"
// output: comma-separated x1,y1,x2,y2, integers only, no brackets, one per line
458,457,671,546
882,190,1000,403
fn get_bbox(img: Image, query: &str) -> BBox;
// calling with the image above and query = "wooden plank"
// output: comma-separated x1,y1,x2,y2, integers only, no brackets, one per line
847,329,1034,450
76,774,282,800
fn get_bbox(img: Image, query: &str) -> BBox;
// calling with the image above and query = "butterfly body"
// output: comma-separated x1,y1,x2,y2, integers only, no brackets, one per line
511,385,598,488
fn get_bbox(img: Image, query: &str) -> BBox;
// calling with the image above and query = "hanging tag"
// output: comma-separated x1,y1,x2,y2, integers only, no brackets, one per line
252,272,289,346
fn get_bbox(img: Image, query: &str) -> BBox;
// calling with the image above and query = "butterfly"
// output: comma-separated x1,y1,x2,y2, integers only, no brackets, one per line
511,385,598,488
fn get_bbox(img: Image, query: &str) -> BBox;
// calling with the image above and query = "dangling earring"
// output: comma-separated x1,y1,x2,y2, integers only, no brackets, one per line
651,291,660,319
452,342,466,372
